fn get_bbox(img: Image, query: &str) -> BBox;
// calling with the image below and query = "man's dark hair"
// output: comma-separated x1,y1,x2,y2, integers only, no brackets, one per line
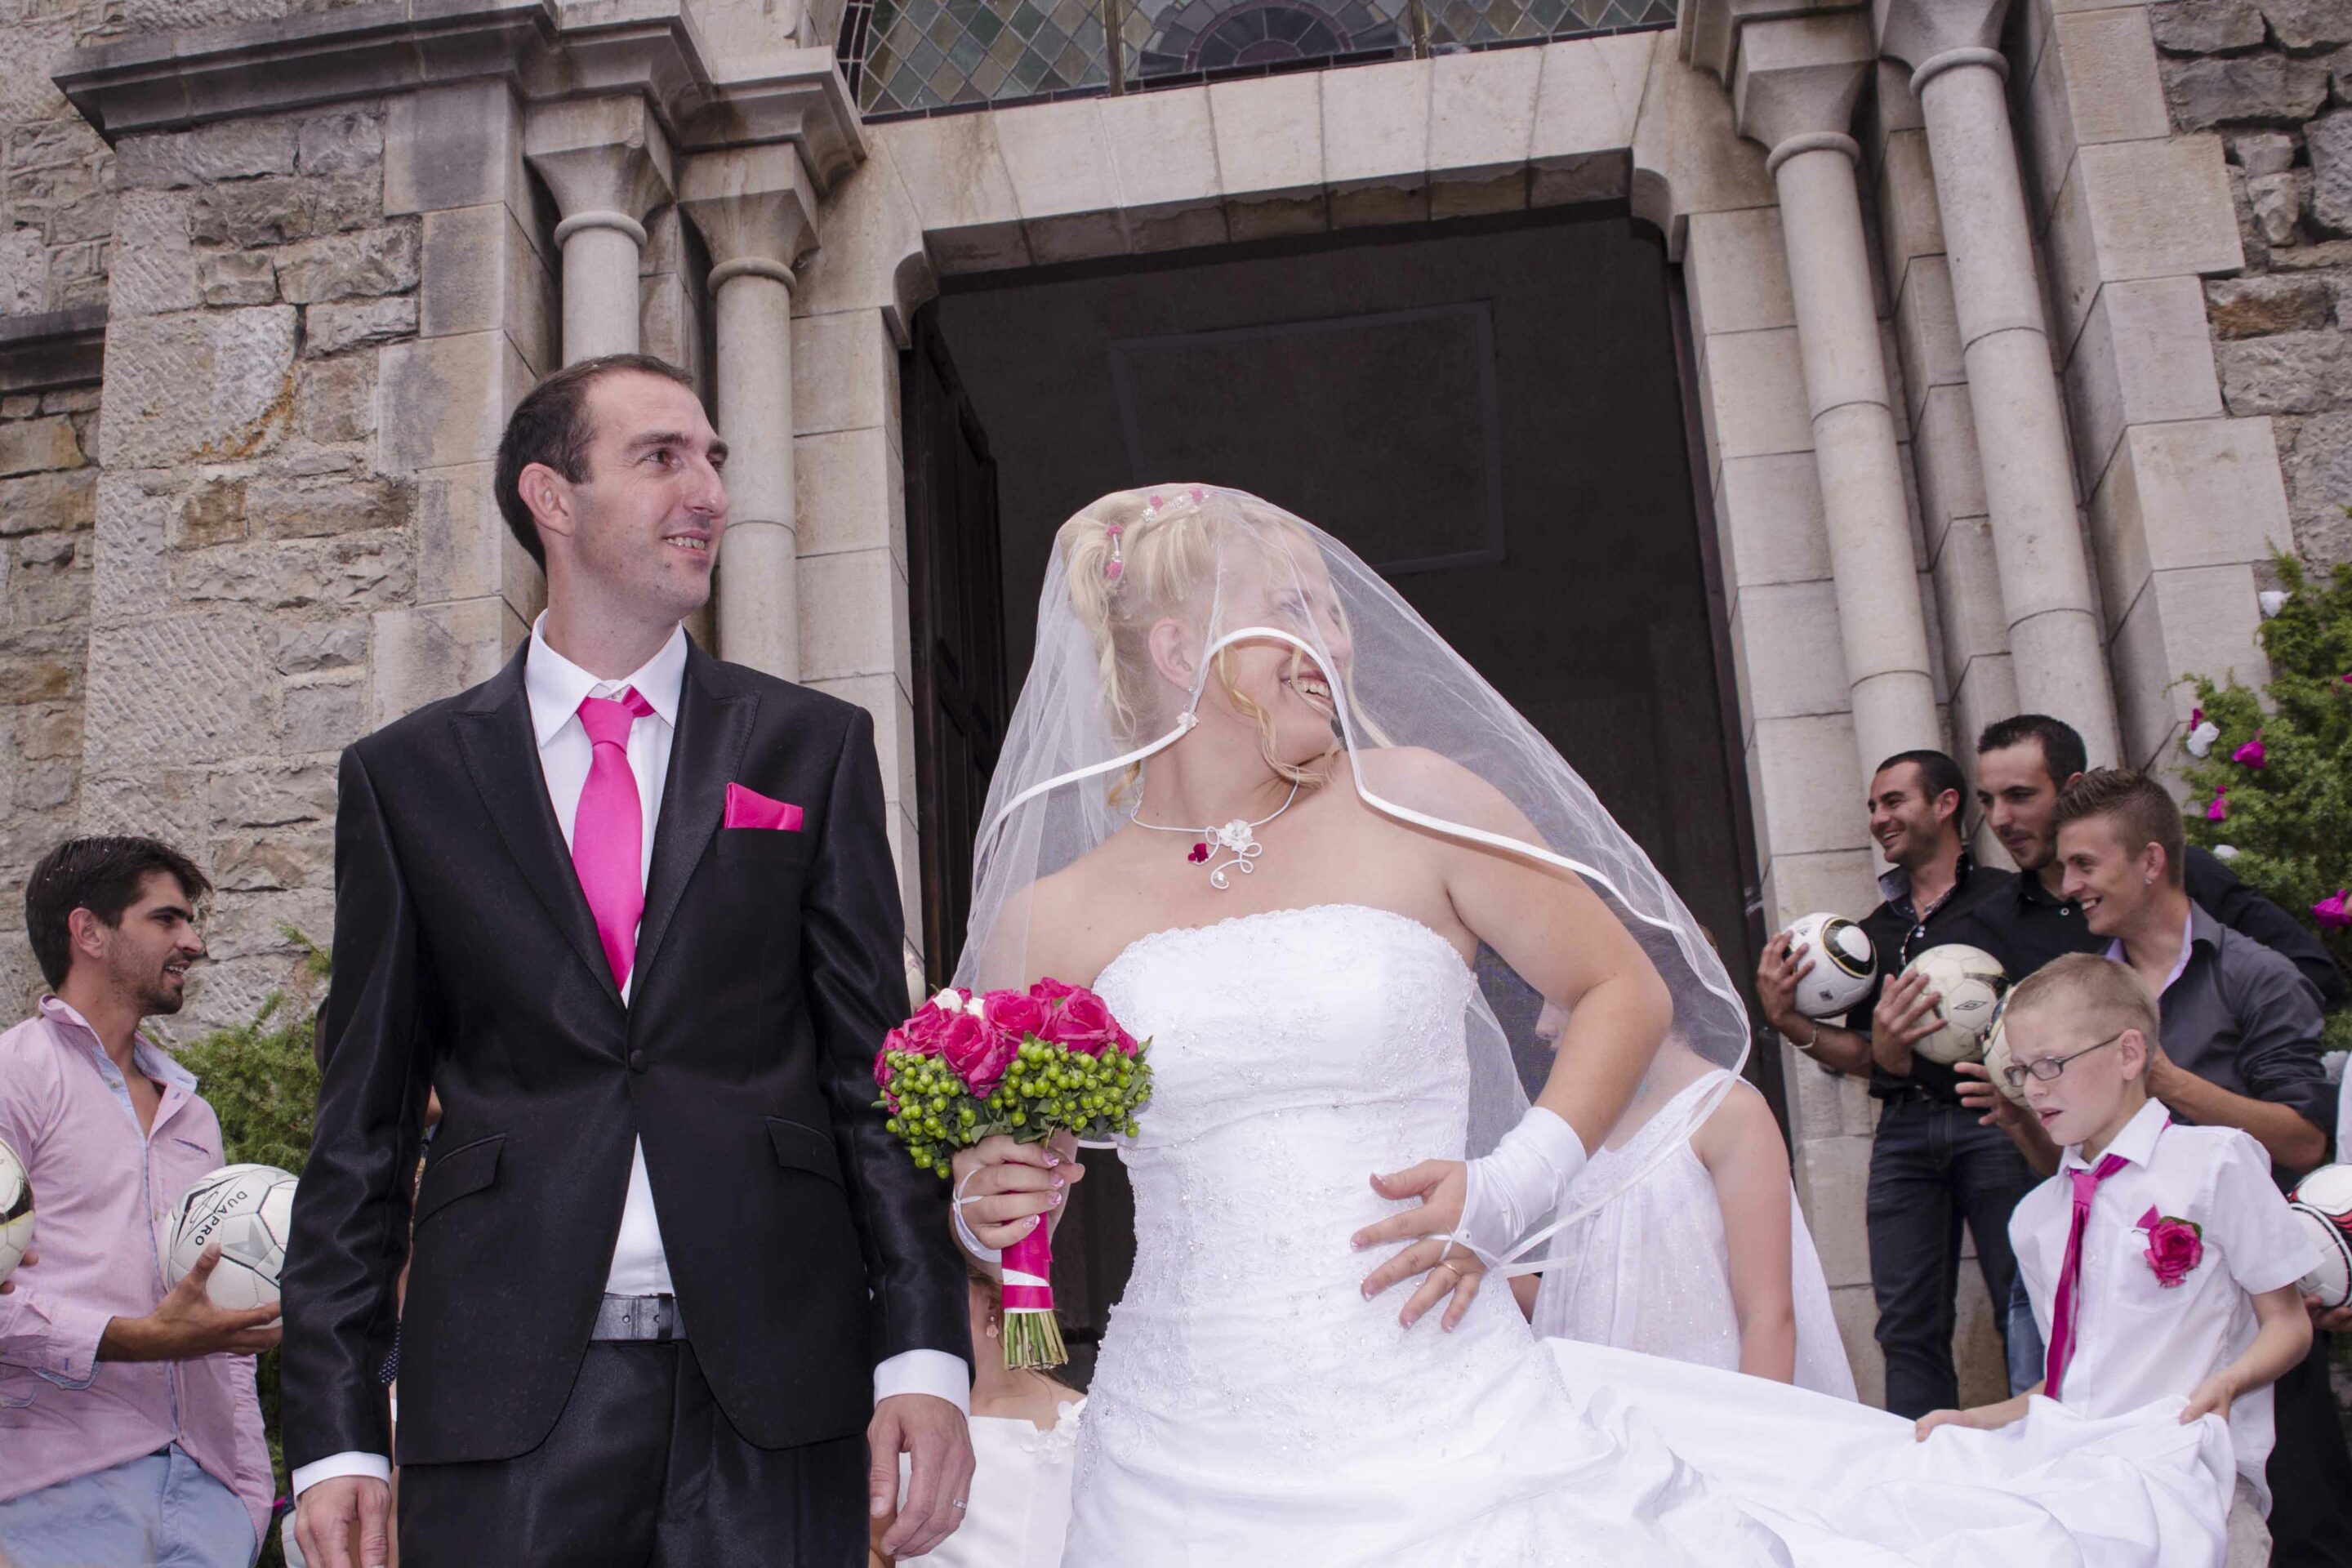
2054,768,2186,887
25,837,211,990
1976,713,2087,787
493,354,697,568
1873,749,1967,817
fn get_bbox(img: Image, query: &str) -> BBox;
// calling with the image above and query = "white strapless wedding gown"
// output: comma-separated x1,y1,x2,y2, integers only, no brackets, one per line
1063,904,2237,1568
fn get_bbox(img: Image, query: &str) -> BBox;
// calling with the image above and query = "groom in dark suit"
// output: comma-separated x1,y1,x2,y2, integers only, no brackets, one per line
283,355,973,1568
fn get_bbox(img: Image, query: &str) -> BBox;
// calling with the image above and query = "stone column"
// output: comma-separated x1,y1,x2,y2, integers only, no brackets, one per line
1729,12,1941,777
680,145,819,679
524,97,674,364
1880,0,2121,765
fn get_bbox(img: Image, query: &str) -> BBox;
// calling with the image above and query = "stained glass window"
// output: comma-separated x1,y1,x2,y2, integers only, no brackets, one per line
839,0,1673,119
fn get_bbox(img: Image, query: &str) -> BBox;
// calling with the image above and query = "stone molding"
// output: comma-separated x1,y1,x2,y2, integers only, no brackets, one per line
53,0,863,192
1685,4,1877,157
0,305,107,395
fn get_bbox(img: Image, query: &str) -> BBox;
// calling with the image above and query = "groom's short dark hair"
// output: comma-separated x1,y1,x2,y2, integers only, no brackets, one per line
495,354,698,568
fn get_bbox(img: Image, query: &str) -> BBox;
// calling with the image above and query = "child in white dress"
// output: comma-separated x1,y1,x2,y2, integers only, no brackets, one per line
1916,956,2319,1559
875,1266,1084,1568
1521,1034,1856,1397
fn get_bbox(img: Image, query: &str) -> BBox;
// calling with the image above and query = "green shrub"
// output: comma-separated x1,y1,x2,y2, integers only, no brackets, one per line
174,928,326,1568
2177,553,2352,1057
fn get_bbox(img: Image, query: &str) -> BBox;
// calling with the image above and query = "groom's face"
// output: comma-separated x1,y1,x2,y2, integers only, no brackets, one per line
568,371,731,623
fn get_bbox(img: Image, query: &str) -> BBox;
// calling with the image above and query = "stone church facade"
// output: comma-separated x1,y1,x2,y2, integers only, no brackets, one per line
2,0,2345,1401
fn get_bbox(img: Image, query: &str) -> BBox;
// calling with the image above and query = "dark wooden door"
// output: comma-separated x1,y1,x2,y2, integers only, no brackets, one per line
904,310,1010,988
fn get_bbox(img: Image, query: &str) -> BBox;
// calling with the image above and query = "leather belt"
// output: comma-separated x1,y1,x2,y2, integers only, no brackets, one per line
590,1293,686,1343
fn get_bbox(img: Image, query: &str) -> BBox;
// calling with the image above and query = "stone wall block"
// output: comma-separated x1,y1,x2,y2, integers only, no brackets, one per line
2149,0,2266,53
82,608,273,769
249,475,410,540
212,818,334,893
277,224,421,305
2052,137,2244,345
1913,383,1989,539
872,115,1028,274
199,250,278,306
2109,561,2268,768
88,472,172,624
275,618,369,676
1685,207,1793,340
117,118,300,189
173,475,247,550
794,425,894,560
1875,129,1946,279
1704,327,1813,461
0,414,82,476
110,189,199,316
1717,450,1834,588
298,109,383,178
799,546,910,688
1428,44,1541,190
2204,273,2339,336
1933,511,2012,662
791,309,895,440
2051,8,2173,146
0,467,96,537
1209,74,1324,205
1749,711,1867,859
987,100,1125,265
371,598,526,730
385,81,532,231
376,329,532,474
2216,327,2351,412
1731,578,1850,720
192,174,381,250
2063,274,2225,481
208,758,338,829
1098,90,1229,251
1323,57,1430,198
293,351,376,448
1892,254,1965,425
418,203,556,375
177,530,413,612
306,295,416,356
103,305,299,468
280,675,368,755
2163,53,2331,132
2279,410,2352,559
2310,110,2352,235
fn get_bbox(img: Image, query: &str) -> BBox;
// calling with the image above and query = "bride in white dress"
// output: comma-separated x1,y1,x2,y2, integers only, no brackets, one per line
948,486,2237,1568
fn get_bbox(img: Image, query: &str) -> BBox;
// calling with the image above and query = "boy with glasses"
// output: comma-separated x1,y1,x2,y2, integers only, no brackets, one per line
1917,956,2317,1561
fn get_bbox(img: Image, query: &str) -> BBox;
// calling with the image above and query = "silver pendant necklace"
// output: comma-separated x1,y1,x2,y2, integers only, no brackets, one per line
1130,779,1300,890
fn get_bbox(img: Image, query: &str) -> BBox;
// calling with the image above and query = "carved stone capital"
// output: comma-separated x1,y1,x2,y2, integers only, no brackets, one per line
678,143,820,279
1708,9,1877,156
1872,0,2011,73
525,95,675,228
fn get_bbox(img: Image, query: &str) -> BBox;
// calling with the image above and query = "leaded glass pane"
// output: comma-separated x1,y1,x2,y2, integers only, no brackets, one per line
1123,0,1410,83
856,0,1111,115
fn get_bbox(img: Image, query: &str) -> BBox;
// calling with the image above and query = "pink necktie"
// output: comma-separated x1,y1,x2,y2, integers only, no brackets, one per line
2042,1151,2128,1401
573,688,655,989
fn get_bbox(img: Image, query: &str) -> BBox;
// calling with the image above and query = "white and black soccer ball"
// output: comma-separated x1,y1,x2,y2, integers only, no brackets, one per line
1784,912,1878,1021
1901,944,2009,1066
1979,996,2030,1107
2288,1164,2352,1311
0,1134,30,1288
164,1164,296,1312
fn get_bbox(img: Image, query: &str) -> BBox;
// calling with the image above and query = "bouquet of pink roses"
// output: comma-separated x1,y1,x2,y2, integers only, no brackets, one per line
874,978,1152,1368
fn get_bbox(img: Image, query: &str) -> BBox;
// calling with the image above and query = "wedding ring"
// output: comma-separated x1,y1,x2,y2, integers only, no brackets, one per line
952,1499,969,1511
1432,1260,1463,1285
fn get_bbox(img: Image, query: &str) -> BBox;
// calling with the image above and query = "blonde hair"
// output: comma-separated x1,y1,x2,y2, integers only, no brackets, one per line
1058,485,1339,800
2003,953,2161,1074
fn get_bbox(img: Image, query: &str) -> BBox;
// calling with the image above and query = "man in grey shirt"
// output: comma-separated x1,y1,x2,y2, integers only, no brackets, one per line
2051,768,2345,1568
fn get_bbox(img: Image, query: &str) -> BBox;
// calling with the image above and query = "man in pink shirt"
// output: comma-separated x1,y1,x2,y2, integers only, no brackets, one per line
0,837,280,1567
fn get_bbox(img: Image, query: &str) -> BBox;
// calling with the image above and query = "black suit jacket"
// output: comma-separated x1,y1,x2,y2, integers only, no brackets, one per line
281,639,968,1469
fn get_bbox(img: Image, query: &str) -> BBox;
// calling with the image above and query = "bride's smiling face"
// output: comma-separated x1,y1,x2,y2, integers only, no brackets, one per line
1150,532,1352,771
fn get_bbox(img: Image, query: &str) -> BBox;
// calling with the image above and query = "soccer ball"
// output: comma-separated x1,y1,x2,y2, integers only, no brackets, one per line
1900,944,2009,1066
0,1134,30,1288
2288,1164,2352,1311
1784,912,1878,1021
1979,996,2030,1107
164,1164,296,1313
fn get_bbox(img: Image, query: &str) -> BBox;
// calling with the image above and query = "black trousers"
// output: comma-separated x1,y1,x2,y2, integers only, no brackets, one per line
2265,1330,2352,1568
1865,1097,2039,1419
396,1342,867,1568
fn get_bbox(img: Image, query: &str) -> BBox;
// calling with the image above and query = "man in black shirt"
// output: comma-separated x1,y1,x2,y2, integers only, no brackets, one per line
1756,751,2037,1419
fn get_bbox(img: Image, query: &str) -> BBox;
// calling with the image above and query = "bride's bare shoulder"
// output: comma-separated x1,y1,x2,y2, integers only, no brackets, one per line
1004,842,1133,984
1354,746,1529,834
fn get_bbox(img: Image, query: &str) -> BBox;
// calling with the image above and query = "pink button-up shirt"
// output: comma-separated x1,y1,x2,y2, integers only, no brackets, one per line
0,997,273,1548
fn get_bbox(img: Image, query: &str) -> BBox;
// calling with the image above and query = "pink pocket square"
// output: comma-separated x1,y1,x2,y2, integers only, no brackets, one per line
724,782,804,832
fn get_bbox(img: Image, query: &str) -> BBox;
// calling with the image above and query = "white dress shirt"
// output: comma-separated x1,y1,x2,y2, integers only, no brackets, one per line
294,616,964,1499
2010,1098,2319,1508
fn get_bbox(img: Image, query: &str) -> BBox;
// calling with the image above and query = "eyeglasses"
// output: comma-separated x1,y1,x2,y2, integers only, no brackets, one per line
2001,1031,2123,1089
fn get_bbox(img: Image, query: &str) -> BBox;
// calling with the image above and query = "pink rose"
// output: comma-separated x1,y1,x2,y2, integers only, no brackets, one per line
940,1012,1018,1098
898,1004,953,1054
1047,989,1124,1056
2145,1215,2203,1289
2206,788,2229,822
2313,890,2352,931
1029,977,1082,1004
986,990,1049,1045
2232,733,2266,768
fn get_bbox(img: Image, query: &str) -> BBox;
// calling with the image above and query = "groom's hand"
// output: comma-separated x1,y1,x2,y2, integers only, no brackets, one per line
871,1392,973,1558
295,1475,391,1568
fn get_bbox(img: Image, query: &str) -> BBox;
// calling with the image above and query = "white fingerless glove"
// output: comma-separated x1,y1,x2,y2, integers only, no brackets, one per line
1456,1107,1588,1266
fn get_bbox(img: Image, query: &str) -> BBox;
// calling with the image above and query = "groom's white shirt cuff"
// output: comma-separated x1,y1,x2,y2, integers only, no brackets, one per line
292,1350,972,1496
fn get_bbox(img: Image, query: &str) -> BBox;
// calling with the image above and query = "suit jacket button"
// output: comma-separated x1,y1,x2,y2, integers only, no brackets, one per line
628,1049,648,1073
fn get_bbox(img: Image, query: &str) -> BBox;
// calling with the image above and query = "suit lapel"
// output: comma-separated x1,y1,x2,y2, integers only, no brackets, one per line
634,640,757,988
450,646,625,1013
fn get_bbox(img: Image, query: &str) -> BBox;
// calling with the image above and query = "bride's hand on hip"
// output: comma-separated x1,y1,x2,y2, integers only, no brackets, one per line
950,1132,1085,1252
1352,1160,1485,1331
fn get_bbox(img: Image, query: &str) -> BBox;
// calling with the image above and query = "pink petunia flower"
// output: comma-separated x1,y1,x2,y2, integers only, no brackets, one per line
2231,733,2266,768
2206,789,2229,822
2314,891,2352,931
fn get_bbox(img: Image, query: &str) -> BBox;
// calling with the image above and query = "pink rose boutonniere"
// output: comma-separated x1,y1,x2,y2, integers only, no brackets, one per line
2142,1209,2203,1289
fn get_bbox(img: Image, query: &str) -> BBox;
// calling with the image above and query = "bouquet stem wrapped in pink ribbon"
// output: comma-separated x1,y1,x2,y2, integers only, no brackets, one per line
874,978,1152,1370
